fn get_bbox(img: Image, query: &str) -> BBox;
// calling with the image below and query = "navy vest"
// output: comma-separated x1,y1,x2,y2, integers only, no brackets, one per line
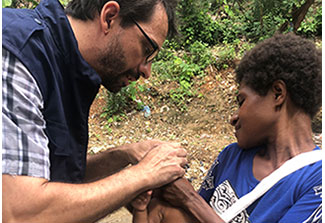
2,0,101,182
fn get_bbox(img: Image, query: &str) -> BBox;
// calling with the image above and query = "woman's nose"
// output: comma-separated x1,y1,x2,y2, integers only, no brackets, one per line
138,62,152,79
230,112,239,126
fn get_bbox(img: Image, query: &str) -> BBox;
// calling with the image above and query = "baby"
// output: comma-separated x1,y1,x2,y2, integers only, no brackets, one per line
131,189,194,223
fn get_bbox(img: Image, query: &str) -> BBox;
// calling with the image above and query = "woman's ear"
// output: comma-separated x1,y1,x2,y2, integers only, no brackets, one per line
272,80,287,106
100,1,120,33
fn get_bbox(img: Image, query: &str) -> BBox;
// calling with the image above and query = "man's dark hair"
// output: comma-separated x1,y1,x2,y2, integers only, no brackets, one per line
65,0,178,38
236,33,322,118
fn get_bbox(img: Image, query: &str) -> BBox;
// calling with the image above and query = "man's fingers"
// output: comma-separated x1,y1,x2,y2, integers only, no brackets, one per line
180,158,188,168
168,142,182,148
175,168,186,180
137,143,189,188
176,148,187,157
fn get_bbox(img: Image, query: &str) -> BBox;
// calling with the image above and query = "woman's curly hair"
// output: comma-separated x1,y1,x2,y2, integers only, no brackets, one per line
236,33,322,118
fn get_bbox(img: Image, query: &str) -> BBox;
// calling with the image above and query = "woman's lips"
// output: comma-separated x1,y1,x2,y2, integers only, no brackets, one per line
235,125,240,131
234,124,240,138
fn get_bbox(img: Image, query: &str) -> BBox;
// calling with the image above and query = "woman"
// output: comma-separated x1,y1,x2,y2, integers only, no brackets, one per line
131,33,322,223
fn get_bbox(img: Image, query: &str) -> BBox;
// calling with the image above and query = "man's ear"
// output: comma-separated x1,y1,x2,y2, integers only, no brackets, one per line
100,1,120,33
272,80,287,107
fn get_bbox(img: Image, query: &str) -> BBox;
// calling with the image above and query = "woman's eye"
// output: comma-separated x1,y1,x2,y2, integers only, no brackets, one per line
238,99,244,107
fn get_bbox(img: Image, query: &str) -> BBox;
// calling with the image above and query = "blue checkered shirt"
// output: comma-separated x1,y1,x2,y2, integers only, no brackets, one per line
2,48,50,180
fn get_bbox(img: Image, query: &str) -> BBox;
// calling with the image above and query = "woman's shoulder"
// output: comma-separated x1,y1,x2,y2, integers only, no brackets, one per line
282,150,322,194
219,143,241,156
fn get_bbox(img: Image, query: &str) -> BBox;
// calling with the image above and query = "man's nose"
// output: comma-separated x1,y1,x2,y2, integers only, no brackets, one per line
230,112,239,126
138,62,152,79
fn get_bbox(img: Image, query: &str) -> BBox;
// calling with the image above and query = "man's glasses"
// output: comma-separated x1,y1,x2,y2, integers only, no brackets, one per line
130,17,159,63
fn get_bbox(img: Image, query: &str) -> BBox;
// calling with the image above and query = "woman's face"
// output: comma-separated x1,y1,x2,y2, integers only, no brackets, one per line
230,83,277,149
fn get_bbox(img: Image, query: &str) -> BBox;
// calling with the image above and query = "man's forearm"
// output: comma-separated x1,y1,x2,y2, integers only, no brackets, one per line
3,165,150,223
4,143,187,223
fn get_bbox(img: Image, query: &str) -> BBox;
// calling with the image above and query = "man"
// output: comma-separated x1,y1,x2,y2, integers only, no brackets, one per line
2,0,187,222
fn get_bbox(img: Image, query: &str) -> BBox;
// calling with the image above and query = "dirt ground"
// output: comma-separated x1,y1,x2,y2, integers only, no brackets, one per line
88,67,322,223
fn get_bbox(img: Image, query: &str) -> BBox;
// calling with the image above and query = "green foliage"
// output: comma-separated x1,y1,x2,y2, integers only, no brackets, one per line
236,0,321,41
168,57,196,110
214,44,236,70
152,40,216,110
2,0,68,8
153,52,196,110
3,0,39,8
213,41,255,69
175,0,321,45
184,41,215,73
2,0,12,7
155,0,321,112
176,0,220,46
102,82,146,120
175,0,246,46
59,0,69,7
297,4,322,37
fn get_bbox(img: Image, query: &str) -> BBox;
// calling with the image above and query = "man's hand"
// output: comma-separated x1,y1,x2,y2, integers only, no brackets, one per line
85,140,180,182
135,144,188,189
125,140,180,164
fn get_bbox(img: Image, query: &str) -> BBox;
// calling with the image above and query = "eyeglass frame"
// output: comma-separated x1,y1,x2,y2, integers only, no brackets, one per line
129,17,159,63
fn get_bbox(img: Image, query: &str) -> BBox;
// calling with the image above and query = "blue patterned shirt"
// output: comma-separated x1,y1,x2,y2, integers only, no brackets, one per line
199,143,322,223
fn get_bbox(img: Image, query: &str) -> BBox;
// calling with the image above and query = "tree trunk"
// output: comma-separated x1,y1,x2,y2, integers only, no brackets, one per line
292,0,315,32
277,0,315,33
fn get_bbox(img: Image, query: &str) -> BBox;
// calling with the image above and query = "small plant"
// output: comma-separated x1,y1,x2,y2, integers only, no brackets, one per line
2,0,12,7
214,44,236,70
213,41,255,70
183,41,214,75
102,81,146,120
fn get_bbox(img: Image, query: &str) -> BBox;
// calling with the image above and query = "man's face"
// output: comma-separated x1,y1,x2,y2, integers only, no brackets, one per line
95,32,135,93
95,3,168,93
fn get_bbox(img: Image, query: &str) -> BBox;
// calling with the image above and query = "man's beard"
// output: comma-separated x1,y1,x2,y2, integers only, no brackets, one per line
95,36,135,93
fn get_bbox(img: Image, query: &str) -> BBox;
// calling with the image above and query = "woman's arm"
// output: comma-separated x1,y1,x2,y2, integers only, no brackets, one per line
278,184,322,222
161,178,224,223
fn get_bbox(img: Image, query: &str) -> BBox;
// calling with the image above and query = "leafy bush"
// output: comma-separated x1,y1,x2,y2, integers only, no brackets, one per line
152,40,216,110
184,41,215,73
176,0,220,46
153,53,197,110
238,0,322,41
297,4,322,37
102,82,145,120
